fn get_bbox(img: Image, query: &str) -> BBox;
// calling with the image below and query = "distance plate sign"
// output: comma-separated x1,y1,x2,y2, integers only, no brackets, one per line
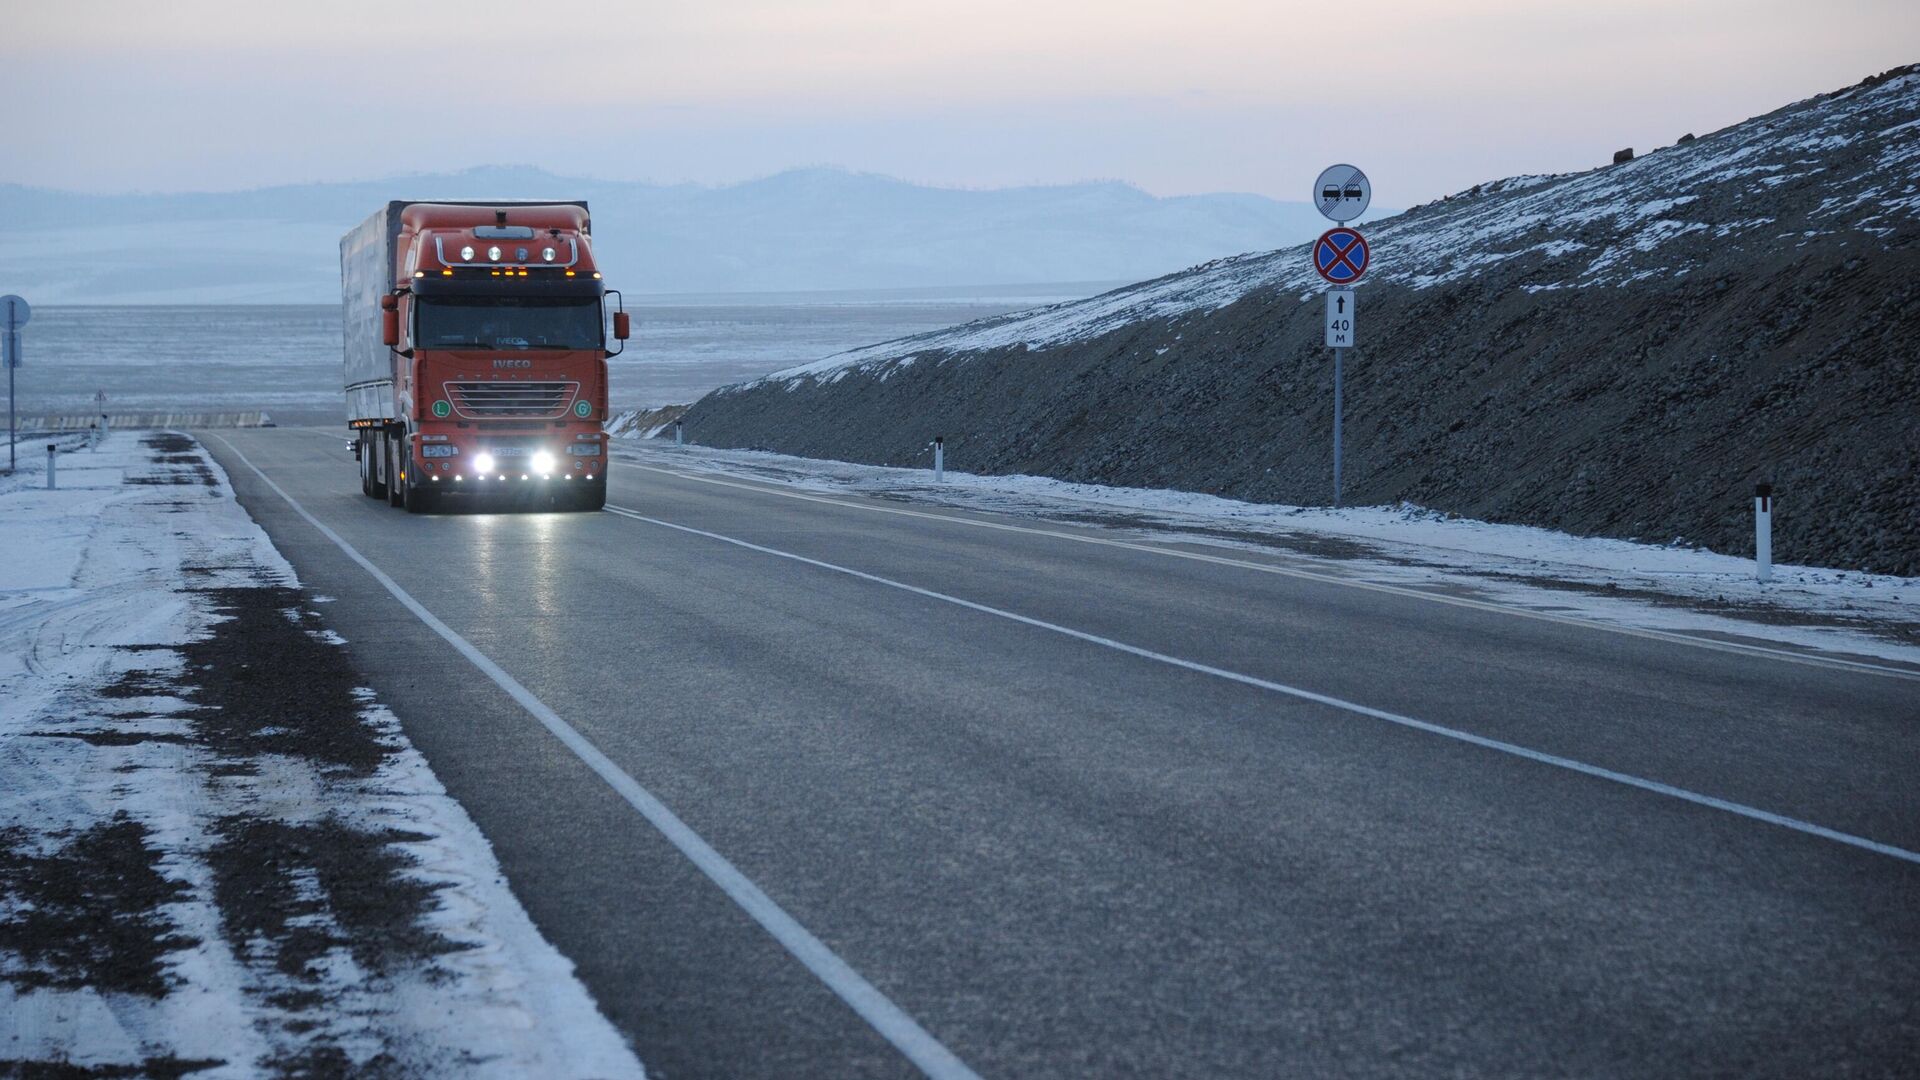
1313,228,1369,285
1325,289,1355,348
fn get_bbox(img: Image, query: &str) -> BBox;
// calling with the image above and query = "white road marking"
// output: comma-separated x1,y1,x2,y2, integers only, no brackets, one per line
612,454,1920,682
602,502,1920,867
207,434,982,1080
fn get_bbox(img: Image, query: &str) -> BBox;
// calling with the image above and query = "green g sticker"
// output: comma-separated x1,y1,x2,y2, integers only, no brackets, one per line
574,401,592,418
432,400,451,418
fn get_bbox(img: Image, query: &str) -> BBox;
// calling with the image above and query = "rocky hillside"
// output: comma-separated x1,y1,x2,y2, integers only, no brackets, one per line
679,67,1920,575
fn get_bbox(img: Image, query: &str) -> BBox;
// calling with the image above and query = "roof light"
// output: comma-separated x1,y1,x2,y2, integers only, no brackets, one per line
460,245,475,261
441,269,452,276
412,270,425,278
542,247,556,262
564,270,576,277
592,272,602,279
487,246,502,261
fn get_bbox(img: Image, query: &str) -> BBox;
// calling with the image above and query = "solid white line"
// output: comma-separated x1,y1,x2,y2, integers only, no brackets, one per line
612,455,1920,682
205,434,980,1080
602,502,1920,867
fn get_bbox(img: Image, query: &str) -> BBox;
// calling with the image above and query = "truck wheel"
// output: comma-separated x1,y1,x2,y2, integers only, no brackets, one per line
364,433,386,498
385,436,404,508
406,480,435,514
573,486,606,512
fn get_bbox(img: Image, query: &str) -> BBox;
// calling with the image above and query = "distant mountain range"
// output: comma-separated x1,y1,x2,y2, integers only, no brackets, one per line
0,167,1353,304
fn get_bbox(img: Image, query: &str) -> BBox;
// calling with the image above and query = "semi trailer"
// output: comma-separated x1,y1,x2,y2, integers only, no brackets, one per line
340,200,628,513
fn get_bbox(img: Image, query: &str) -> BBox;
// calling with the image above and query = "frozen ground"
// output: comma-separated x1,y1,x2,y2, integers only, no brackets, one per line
610,439,1920,669
0,432,644,1076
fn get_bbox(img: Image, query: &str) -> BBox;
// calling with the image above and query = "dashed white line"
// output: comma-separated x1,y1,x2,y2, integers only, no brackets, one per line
603,501,1920,867
612,453,1920,682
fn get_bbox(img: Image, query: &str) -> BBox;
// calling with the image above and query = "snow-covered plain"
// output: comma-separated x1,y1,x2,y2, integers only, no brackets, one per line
0,432,645,1077
610,440,1920,669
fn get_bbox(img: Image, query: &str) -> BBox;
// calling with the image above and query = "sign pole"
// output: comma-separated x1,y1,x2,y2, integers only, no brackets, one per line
6,324,15,475
1333,347,1343,507
2,295,28,476
7,333,14,475
1310,167,1370,511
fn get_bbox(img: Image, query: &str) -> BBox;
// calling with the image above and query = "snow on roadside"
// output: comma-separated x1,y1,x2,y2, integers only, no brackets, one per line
0,431,645,1077
611,440,1920,667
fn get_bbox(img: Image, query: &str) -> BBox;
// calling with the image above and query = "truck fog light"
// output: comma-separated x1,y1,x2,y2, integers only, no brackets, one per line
472,452,495,473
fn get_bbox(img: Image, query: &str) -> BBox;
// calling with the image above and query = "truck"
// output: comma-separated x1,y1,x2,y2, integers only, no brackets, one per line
340,200,628,513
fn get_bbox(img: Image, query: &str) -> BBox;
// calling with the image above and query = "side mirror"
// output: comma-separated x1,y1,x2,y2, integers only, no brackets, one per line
381,309,399,346
613,311,630,340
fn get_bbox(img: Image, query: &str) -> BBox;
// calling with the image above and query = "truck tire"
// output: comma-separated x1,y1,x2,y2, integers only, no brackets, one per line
572,485,606,512
385,434,404,508
406,482,434,513
363,433,386,498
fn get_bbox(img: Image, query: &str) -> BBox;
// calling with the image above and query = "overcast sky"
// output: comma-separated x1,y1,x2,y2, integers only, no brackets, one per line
3,0,1914,205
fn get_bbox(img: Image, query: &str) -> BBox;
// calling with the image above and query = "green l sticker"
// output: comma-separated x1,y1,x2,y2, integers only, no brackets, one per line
432,400,451,418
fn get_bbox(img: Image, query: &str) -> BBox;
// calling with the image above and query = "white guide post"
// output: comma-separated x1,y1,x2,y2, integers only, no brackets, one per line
675,420,684,447
1754,483,1773,583
45,443,55,490
933,436,944,483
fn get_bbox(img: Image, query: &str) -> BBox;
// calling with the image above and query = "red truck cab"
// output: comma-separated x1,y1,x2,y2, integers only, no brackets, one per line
341,200,627,513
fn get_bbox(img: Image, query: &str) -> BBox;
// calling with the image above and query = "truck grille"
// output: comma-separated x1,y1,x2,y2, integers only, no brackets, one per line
445,381,578,419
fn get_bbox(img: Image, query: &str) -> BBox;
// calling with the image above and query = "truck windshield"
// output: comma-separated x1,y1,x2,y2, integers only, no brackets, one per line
416,297,603,351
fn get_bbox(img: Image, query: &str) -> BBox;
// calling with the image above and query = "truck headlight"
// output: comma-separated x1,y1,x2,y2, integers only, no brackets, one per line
531,451,556,474
472,452,495,474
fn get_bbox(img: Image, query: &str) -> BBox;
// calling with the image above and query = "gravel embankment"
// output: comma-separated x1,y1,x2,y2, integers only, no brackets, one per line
675,66,1920,576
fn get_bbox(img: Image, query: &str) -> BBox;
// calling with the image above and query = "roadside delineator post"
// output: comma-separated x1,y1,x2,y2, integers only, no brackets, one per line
933,435,944,483
674,419,684,447
1754,483,1773,583
46,443,55,490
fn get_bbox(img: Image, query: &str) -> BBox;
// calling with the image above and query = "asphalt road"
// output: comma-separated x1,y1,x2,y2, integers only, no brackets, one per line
201,427,1920,1079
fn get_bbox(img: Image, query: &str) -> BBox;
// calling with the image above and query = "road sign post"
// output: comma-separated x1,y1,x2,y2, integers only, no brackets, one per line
3,295,30,475
1324,289,1356,507
1311,228,1369,507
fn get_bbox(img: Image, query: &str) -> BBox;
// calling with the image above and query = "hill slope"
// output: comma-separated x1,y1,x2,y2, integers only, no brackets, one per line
680,66,1920,575
0,168,1336,303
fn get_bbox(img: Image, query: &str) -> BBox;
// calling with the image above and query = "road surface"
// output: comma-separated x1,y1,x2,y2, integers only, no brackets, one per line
201,427,1920,1079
